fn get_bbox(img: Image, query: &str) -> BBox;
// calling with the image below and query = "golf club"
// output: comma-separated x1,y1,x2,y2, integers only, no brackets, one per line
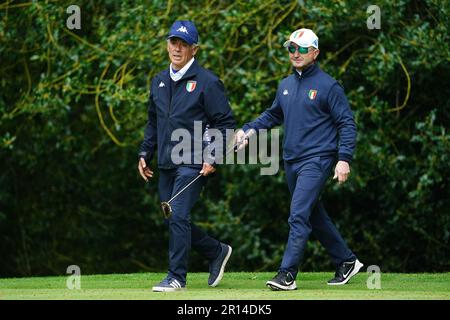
160,130,253,218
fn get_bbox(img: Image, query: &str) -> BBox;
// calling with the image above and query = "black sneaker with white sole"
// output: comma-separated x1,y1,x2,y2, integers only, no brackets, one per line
266,271,297,291
208,243,232,287
327,259,364,285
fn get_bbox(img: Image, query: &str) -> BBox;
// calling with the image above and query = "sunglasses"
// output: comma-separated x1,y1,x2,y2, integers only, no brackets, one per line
287,45,310,54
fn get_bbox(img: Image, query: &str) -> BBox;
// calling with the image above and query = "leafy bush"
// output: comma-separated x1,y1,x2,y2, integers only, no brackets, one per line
1,0,448,276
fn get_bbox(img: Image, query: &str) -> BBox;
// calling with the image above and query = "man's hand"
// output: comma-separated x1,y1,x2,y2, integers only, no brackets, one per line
138,158,153,182
333,160,350,184
234,128,254,151
200,162,216,176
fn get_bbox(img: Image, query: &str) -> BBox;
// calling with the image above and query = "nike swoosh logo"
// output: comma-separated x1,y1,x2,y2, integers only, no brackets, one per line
343,266,354,278
285,280,294,285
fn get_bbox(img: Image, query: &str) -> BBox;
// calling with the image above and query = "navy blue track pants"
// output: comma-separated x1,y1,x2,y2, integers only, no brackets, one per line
280,156,355,277
159,166,222,285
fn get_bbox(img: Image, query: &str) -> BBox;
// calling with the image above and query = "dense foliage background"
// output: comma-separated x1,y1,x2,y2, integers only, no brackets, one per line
1,0,449,277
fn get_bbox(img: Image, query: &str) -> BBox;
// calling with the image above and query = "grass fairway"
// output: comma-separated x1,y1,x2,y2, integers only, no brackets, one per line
0,272,449,300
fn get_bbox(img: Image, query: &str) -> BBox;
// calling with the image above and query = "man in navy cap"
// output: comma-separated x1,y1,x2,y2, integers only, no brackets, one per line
235,28,363,290
138,20,236,292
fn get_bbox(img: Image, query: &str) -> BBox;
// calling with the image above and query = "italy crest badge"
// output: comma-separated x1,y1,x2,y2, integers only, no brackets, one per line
186,80,197,92
308,89,317,100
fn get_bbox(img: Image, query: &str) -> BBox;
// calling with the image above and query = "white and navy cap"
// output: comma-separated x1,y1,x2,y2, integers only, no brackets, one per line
283,28,319,49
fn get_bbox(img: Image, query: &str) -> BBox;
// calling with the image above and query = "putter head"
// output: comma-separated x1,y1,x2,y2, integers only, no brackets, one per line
161,202,172,219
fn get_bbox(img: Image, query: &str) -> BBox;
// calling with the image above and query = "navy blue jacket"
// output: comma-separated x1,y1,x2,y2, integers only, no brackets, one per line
139,60,236,169
243,63,356,163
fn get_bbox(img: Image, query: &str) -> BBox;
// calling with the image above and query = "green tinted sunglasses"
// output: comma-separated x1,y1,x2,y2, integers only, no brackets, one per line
287,45,309,54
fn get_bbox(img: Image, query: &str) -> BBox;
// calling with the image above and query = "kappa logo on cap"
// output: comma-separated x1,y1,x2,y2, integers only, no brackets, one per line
177,26,188,34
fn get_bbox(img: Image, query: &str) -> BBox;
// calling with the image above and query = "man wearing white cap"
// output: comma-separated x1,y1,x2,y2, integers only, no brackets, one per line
235,28,363,290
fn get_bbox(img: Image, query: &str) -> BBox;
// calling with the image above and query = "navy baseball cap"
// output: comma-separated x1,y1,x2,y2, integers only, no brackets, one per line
167,20,199,45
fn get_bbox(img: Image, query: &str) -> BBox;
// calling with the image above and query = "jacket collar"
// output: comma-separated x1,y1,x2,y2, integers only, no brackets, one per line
170,57,195,81
180,59,199,80
162,59,199,82
293,62,319,79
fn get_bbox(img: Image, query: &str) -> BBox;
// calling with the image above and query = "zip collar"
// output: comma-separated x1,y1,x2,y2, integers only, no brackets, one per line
170,57,195,81
162,59,199,83
293,63,319,80
181,59,199,80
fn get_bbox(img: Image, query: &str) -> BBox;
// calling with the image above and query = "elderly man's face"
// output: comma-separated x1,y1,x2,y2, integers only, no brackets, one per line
167,38,198,70
288,44,319,70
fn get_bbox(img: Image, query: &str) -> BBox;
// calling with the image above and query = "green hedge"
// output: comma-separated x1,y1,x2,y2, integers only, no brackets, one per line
1,0,449,276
